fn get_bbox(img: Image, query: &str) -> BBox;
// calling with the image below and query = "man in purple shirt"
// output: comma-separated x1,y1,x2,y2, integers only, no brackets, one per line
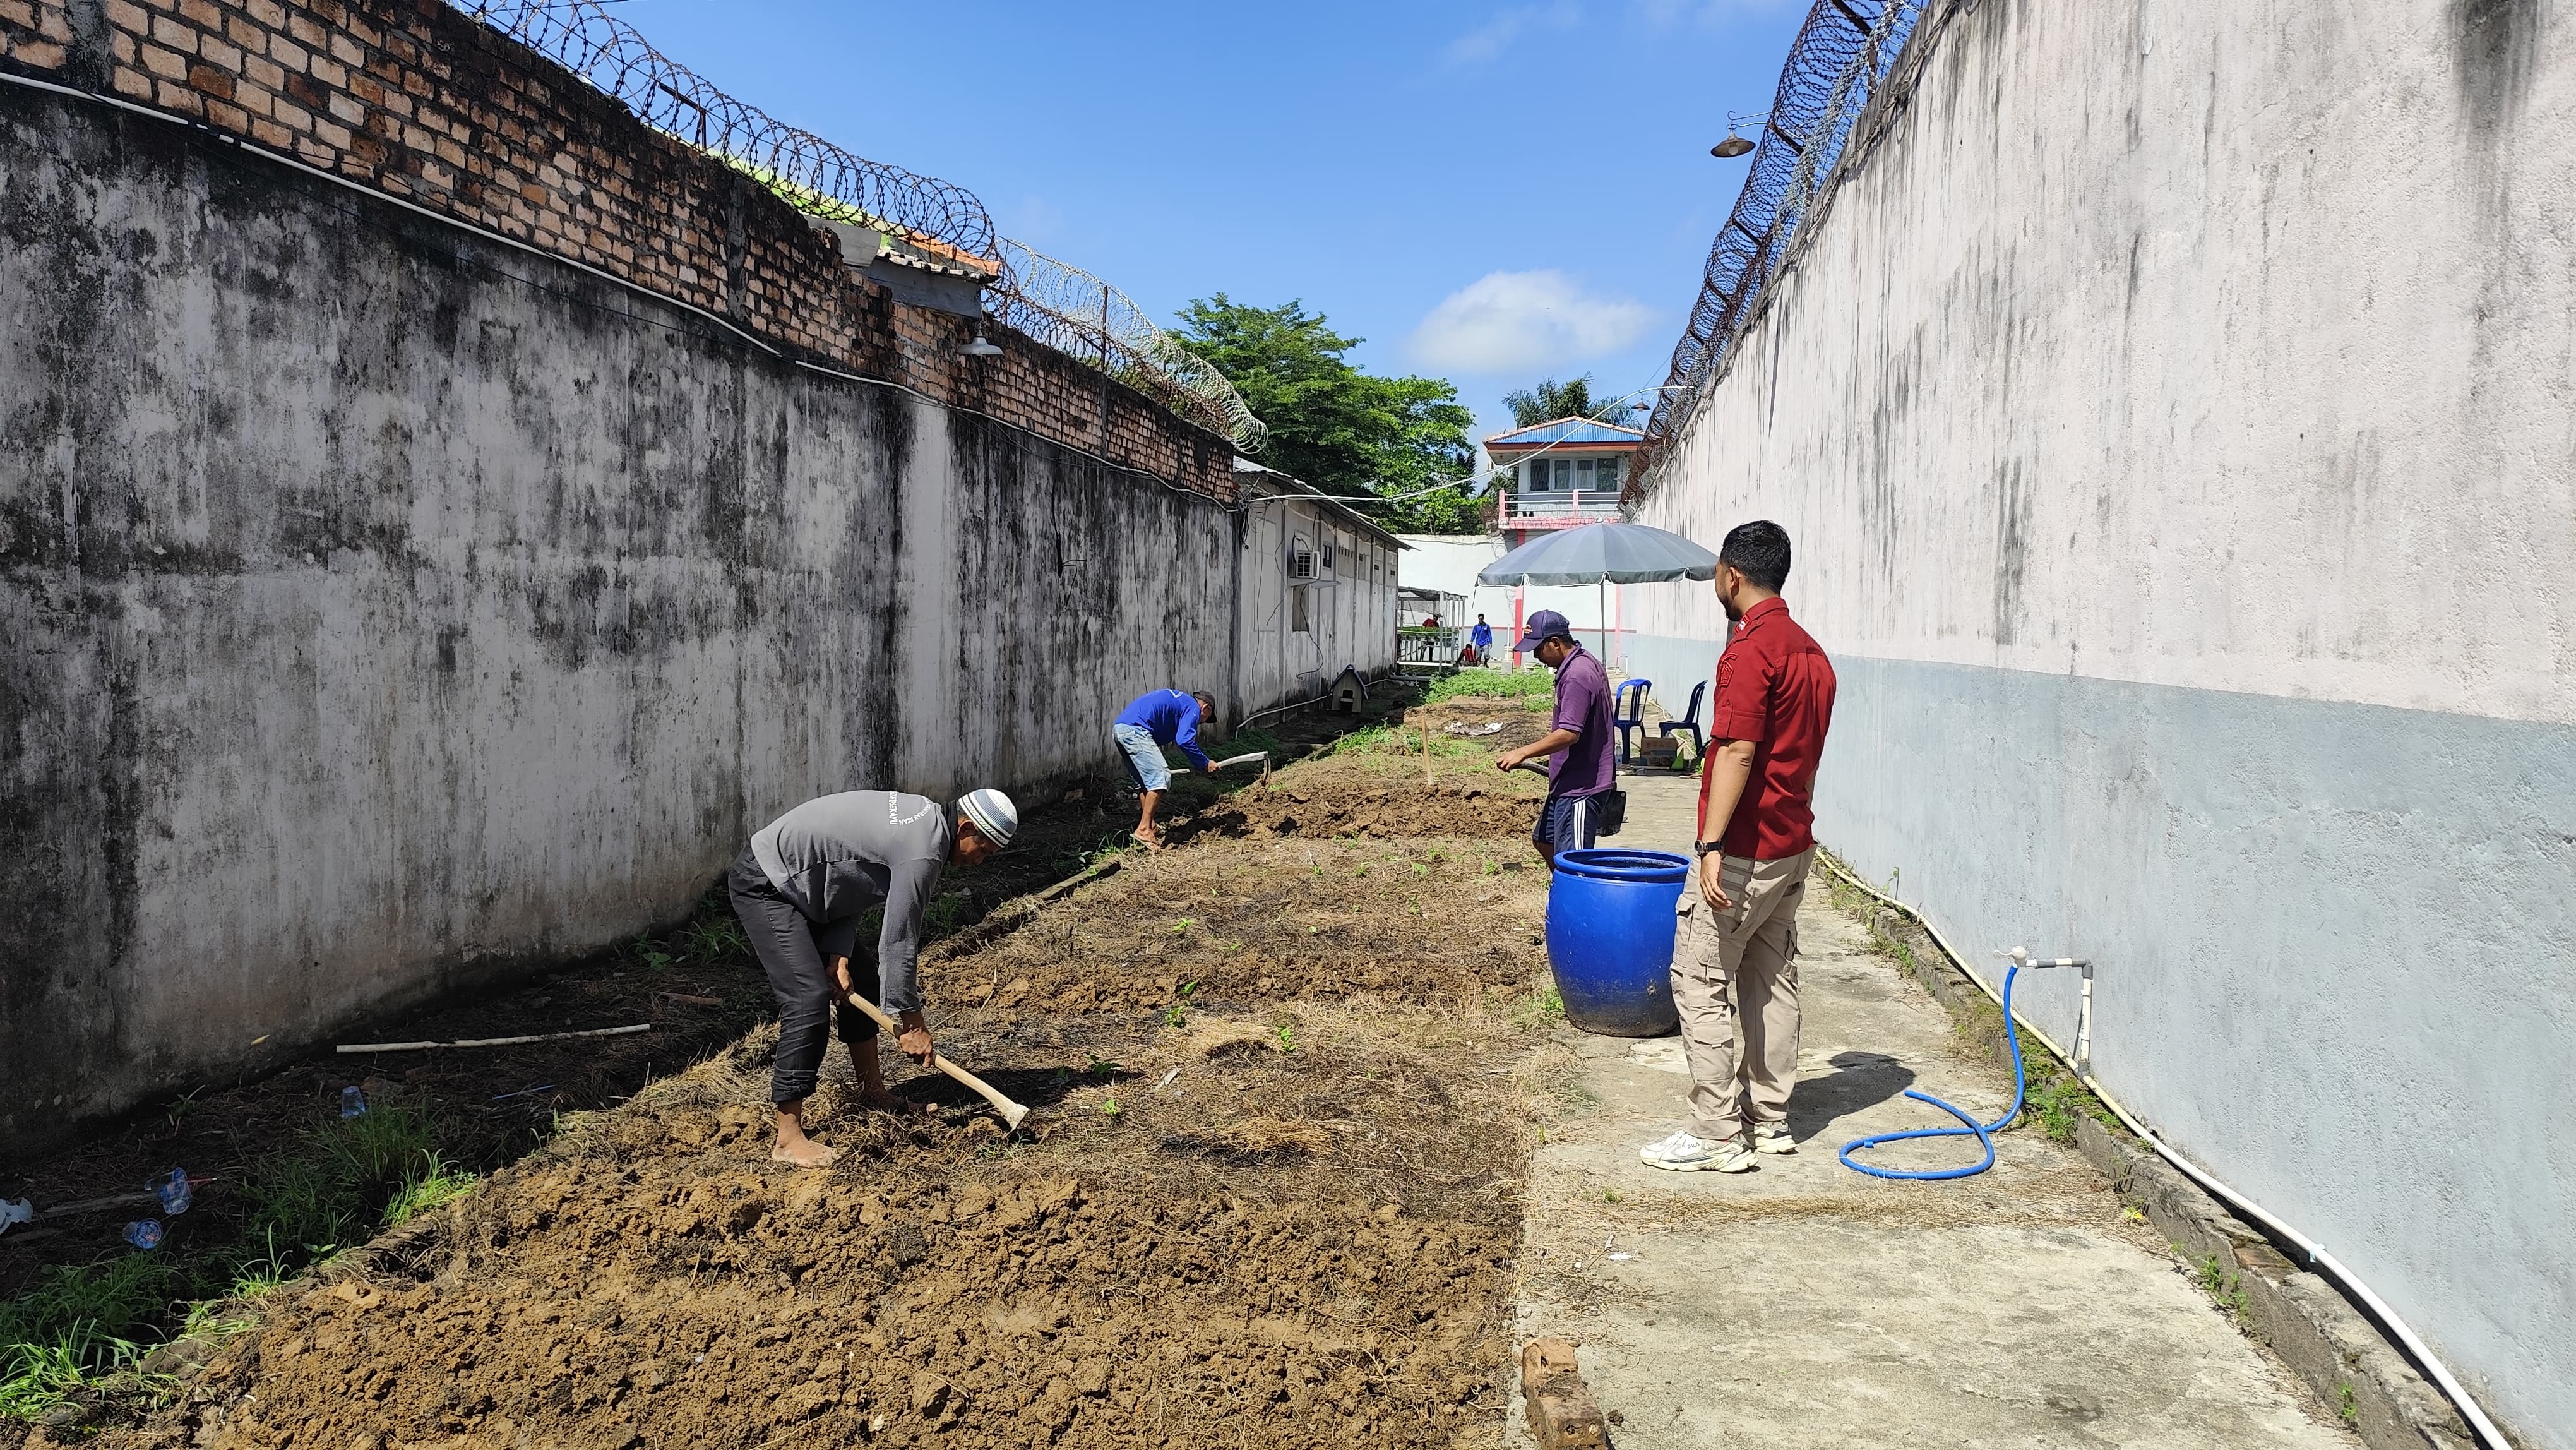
1495,609,1614,867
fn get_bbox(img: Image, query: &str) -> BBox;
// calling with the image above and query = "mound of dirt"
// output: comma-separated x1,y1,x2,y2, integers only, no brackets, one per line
1190,774,1542,842
927,838,1551,1017
129,1004,1534,1450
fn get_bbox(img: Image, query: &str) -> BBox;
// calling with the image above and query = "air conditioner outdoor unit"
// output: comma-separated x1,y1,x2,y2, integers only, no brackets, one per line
1289,550,1318,581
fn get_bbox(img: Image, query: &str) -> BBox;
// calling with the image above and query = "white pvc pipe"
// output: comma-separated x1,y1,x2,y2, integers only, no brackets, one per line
1813,852,2515,1450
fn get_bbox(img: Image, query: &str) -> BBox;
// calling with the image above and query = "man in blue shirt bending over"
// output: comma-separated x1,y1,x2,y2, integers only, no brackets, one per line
1113,688,1215,849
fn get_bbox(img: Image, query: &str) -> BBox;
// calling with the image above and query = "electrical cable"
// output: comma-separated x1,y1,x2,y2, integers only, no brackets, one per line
1811,849,2517,1450
1837,961,2025,1179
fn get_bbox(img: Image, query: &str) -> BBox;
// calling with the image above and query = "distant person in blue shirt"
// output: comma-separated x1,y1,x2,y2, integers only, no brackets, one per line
1113,688,1216,849
1469,614,1494,665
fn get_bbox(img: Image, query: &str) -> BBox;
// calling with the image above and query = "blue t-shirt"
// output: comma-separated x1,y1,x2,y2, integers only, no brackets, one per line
1114,689,1212,769
1470,621,1493,650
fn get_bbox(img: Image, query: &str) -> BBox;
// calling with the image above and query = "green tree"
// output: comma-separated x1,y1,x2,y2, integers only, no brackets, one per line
1170,296,1482,534
1501,374,1635,428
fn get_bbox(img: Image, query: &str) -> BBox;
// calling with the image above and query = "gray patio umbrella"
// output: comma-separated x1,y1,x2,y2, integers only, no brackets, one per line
1474,521,1717,587
1476,522,1717,671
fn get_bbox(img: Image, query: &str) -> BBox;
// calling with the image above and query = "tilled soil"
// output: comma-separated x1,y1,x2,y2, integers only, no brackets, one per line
129,995,1542,1450
80,723,1565,1450
933,837,1548,1017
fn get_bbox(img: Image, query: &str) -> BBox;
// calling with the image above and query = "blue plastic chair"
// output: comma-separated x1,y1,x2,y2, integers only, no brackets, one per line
1612,678,1652,764
1657,680,1706,758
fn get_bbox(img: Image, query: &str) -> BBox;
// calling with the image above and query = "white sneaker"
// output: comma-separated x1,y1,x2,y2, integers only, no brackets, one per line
1638,1129,1755,1173
1753,1123,1796,1155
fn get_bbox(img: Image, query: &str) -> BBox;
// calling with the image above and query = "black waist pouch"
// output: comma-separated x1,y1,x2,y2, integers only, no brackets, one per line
1592,788,1628,837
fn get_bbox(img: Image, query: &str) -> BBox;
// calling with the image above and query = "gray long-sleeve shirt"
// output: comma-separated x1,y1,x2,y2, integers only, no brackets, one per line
748,790,953,1014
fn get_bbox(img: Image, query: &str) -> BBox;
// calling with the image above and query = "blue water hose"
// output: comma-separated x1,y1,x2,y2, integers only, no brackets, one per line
1838,963,2025,1180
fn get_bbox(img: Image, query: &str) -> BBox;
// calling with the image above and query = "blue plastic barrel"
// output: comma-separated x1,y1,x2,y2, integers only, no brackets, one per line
1544,848,1690,1036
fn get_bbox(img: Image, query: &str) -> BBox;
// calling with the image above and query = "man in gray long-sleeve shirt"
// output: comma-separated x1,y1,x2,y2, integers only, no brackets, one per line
729,786,1019,1168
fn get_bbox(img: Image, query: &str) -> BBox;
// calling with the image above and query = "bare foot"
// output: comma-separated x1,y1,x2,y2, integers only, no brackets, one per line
857,1087,922,1116
770,1135,838,1168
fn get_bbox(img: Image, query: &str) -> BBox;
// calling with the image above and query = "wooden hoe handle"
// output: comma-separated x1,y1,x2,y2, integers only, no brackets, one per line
845,990,1031,1130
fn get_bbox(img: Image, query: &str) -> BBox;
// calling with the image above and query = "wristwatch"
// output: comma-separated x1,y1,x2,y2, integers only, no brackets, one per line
1693,841,1726,856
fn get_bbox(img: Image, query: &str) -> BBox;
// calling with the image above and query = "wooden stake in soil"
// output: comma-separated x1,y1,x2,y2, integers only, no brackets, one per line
337,1024,652,1053
844,990,1030,1130
1423,719,1433,786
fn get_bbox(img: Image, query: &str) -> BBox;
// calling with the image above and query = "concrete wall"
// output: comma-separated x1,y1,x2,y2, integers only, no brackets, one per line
0,86,1237,1151
1235,493,1398,717
1627,0,2574,1439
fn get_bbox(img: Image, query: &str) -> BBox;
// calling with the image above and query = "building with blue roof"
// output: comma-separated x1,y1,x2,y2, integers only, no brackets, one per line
1482,416,1645,549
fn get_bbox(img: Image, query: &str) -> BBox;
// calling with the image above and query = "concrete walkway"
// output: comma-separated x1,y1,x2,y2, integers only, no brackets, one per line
1511,769,2355,1448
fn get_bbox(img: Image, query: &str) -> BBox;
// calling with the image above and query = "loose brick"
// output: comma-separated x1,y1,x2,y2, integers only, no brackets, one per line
188,61,234,98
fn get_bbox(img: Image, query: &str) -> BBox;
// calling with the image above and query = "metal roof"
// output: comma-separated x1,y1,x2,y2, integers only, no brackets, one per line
1481,417,1647,451
1230,460,1410,551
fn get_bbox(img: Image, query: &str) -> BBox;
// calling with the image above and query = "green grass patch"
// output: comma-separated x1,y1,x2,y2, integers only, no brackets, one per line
1424,668,1554,702
2,1099,474,1423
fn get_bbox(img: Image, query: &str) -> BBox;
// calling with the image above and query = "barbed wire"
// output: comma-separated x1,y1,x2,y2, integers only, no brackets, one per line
445,0,996,263
1631,0,1923,488
447,3,1265,452
985,239,1271,453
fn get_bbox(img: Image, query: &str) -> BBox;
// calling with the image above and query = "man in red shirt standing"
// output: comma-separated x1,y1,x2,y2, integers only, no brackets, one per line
1642,521,1837,1173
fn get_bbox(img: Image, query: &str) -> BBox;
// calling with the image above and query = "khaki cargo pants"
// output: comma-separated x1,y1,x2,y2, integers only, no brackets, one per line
1672,847,1814,1142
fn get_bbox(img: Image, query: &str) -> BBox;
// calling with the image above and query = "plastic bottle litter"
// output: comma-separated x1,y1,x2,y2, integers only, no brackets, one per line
123,1219,164,1250
341,1086,368,1118
151,1168,192,1215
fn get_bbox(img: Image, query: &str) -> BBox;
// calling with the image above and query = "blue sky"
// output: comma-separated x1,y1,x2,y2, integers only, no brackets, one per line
614,1,1808,451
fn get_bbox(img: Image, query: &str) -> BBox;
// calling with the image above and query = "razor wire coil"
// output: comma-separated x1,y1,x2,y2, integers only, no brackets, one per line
986,239,1271,454
1632,0,1923,490
444,2,1264,450
446,0,995,263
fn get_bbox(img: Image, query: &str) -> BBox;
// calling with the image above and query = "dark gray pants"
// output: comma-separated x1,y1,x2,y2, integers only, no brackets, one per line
728,848,877,1106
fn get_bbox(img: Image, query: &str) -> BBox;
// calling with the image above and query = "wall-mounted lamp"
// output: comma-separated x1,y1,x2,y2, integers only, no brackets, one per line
962,330,1003,359
1711,110,1758,158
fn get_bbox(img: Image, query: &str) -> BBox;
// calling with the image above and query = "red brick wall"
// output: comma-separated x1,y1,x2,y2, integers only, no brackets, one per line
0,1,71,70
1,0,1234,498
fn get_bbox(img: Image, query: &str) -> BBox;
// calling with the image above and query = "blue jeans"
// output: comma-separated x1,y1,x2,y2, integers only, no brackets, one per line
1113,722,1172,791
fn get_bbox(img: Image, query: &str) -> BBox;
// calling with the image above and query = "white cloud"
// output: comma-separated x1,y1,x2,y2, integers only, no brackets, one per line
1407,270,1658,375
1442,3,1581,67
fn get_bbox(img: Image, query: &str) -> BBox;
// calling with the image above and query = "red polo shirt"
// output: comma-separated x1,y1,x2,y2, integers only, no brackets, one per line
1697,597,1837,859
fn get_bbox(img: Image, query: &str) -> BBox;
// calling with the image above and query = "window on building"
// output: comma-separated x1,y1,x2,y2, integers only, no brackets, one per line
1292,585,1311,633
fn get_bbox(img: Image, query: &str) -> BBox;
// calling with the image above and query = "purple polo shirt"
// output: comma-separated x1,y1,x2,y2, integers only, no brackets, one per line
1547,644,1616,799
